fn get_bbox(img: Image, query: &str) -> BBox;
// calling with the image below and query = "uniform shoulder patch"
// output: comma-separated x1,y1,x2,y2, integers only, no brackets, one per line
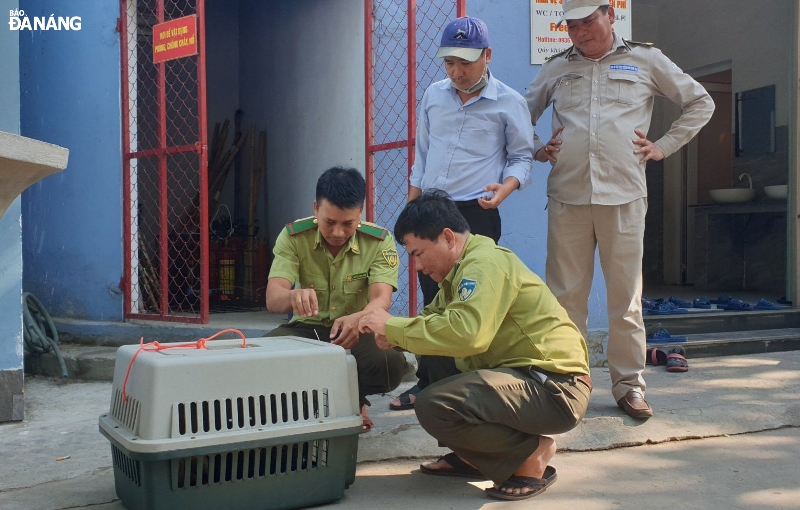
357,221,388,240
545,46,572,62
284,217,317,236
382,249,399,269
624,39,654,47
457,278,477,301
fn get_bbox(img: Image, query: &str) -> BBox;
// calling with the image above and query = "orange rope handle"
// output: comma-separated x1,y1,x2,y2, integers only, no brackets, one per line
121,329,247,402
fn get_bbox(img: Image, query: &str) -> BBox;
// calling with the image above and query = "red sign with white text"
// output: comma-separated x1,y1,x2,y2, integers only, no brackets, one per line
152,15,197,64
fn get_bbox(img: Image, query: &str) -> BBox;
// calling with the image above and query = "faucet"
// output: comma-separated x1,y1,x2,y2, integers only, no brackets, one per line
738,172,753,189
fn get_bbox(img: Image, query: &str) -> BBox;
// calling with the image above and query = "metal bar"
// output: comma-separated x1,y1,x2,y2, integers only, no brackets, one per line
457,0,466,18
119,0,132,317
126,313,204,324
364,0,376,222
157,0,169,316
197,0,209,323
367,140,409,153
406,0,418,315
125,144,200,160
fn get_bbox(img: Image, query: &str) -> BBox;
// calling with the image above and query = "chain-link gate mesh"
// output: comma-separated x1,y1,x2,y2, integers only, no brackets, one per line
121,0,208,323
368,0,464,315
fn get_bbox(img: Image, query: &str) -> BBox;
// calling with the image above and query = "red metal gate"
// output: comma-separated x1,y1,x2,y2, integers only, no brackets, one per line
119,0,209,323
365,0,466,315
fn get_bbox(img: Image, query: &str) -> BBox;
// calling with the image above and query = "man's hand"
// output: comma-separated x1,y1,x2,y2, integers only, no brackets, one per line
535,126,563,163
358,309,391,336
358,309,394,350
633,129,665,164
330,313,361,349
290,288,319,317
479,177,519,209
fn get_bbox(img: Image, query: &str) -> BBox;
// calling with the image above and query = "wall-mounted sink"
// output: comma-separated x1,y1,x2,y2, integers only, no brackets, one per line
709,172,756,204
763,184,787,200
709,188,757,203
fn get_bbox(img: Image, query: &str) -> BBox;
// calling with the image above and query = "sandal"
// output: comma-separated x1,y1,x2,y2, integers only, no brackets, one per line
720,298,753,311
389,385,420,411
419,452,488,480
666,353,689,373
646,345,686,366
485,466,557,501
361,415,373,434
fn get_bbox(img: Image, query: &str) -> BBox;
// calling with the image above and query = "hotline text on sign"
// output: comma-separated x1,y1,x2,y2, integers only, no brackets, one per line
152,15,197,64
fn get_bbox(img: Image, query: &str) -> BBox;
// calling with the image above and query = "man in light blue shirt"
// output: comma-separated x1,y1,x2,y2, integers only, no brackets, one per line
390,16,535,412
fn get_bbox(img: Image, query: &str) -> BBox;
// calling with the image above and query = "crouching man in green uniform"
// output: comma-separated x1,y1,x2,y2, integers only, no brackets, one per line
358,190,591,501
265,166,409,433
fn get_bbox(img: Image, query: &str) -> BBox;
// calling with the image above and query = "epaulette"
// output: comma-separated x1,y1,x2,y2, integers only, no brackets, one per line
624,39,654,48
284,216,317,236
545,46,572,62
356,221,388,240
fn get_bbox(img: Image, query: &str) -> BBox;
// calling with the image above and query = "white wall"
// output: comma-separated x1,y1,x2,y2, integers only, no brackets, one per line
647,0,792,127
239,0,366,242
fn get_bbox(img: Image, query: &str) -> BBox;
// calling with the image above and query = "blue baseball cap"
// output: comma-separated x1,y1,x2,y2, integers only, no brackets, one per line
435,16,489,62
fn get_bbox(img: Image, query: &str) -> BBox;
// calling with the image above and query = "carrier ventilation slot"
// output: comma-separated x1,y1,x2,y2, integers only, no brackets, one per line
174,389,329,437
171,439,329,489
111,445,141,486
110,388,141,435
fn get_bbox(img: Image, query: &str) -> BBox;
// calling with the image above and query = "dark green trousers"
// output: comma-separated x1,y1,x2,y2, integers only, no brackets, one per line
414,366,591,484
266,323,409,407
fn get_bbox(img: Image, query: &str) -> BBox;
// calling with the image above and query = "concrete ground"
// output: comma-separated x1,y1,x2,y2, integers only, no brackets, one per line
2,350,800,509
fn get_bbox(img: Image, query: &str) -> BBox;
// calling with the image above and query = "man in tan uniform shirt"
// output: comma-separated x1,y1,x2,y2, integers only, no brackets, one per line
525,0,714,418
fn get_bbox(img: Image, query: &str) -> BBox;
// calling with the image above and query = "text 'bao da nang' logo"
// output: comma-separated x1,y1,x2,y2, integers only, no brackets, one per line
8,10,81,31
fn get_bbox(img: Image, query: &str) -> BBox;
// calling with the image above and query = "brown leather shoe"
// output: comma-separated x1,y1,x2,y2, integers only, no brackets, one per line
617,390,653,419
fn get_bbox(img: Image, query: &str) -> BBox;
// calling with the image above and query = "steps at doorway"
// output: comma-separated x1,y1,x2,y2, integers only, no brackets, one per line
644,308,800,335
647,328,800,359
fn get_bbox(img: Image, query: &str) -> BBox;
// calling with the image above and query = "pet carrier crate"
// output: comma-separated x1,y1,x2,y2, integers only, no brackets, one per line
98,336,361,510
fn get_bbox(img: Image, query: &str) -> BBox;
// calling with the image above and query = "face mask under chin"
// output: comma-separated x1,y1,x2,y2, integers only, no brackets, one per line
451,73,488,94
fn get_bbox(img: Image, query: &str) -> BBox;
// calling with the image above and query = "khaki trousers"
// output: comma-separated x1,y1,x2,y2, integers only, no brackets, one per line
266,323,409,407
546,197,647,401
415,367,590,484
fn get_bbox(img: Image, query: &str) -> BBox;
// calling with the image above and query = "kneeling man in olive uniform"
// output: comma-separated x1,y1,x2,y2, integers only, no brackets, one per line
358,190,591,501
265,166,409,433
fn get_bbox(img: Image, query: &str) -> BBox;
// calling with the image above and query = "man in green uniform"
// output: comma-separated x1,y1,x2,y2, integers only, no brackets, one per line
358,190,591,501
265,166,409,433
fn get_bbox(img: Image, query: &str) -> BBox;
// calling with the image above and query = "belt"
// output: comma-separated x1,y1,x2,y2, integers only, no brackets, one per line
531,367,593,392
454,199,481,207
575,374,593,392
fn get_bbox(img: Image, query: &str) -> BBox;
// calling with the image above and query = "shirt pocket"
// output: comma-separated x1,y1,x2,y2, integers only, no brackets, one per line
298,274,329,312
606,72,638,105
343,277,368,314
463,116,504,154
554,73,583,111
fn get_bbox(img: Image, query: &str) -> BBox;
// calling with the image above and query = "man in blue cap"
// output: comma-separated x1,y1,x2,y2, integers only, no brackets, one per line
390,16,535,412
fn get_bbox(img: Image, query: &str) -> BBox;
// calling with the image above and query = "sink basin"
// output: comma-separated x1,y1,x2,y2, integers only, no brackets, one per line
764,185,787,200
709,188,757,204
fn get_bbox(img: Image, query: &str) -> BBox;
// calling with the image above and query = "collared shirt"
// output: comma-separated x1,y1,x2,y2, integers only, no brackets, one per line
410,73,534,201
269,218,399,327
525,34,715,205
384,235,589,376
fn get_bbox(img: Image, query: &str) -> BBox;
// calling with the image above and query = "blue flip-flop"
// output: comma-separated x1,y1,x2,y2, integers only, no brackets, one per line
720,298,753,311
646,329,688,343
693,296,712,309
649,302,689,315
668,296,692,308
753,298,783,310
